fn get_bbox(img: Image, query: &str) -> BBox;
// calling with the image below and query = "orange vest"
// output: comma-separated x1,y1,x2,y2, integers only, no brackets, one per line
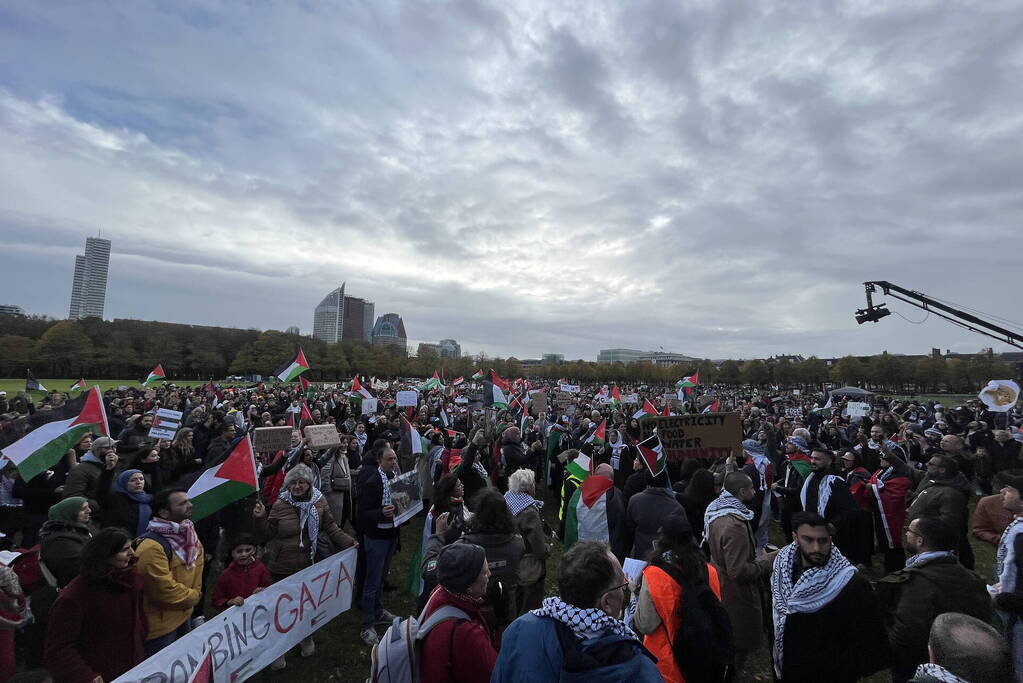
641,563,722,683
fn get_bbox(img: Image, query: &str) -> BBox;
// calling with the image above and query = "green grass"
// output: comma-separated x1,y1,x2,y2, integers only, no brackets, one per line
0,379,215,397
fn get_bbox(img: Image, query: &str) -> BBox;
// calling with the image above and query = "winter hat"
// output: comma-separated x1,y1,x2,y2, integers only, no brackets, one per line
742,439,766,457
785,436,810,454
659,511,692,544
49,496,88,522
437,542,486,594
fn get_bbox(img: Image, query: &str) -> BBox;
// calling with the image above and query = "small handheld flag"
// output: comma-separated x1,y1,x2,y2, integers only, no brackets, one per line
142,364,166,387
275,349,310,382
637,433,666,476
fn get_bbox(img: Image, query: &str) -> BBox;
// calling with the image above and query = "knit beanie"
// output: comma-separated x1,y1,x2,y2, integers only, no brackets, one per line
49,496,88,522
437,542,486,594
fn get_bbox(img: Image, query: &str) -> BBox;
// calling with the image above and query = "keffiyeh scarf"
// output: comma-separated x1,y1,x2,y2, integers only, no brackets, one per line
379,467,392,506
770,543,856,679
147,517,201,569
799,473,839,518
504,491,542,516
913,663,969,683
703,490,754,542
531,596,638,641
609,432,627,470
995,516,1023,590
278,487,323,562
905,550,954,569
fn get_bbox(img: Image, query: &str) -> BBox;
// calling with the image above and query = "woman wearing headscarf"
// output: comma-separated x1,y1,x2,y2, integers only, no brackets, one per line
40,497,95,588
606,428,636,490
99,469,153,536
45,527,147,683
839,450,874,567
870,446,915,572
253,463,355,669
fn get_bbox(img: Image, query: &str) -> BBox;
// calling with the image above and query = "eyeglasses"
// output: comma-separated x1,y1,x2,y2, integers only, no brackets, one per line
601,581,630,597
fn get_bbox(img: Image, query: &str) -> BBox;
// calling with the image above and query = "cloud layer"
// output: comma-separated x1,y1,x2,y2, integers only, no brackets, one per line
2,1,1022,360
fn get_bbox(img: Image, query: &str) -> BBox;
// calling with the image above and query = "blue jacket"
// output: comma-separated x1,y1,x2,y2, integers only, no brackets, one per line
491,613,661,683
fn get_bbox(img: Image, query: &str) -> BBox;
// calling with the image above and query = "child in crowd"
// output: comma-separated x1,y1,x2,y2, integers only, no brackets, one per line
211,535,270,610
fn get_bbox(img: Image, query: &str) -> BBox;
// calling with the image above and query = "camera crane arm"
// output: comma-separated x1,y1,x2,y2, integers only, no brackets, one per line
856,280,1023,350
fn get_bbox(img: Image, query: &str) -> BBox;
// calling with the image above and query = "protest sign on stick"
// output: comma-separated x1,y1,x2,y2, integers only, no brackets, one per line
396,390,419,407
149,408,183,441
845,402,869,418
252,426,294,453
530,393,548,416
361,398,378,414
113,548,356,683
639,413,742,461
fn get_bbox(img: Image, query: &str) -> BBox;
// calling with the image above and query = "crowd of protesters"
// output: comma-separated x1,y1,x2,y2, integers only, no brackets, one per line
0,375,1021,682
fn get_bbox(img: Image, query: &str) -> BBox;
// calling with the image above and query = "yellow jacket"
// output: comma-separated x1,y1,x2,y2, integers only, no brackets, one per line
134,537,205,638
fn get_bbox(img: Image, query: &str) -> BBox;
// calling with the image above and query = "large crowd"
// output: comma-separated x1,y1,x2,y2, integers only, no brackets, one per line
0,377,1022,682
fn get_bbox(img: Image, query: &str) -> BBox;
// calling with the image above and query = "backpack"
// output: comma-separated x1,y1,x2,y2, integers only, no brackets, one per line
550,618,659,683
657,562,735,683
9,546,56,595
133,531,174,563
368,605,469,683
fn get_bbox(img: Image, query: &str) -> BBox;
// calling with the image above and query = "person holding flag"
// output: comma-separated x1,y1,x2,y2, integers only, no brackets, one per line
563,462,628,560
625,432,682,558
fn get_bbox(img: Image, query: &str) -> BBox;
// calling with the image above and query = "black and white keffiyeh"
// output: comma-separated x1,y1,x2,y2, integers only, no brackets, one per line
799,473,840,517
703,490,754,542
379,467,392,506
278,487,323,562
905,550,954,569
531,596,638,641
995,516,1023,589
770,542,856,678
912,663,969,683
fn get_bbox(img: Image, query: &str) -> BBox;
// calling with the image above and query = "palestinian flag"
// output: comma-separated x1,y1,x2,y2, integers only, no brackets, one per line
26,370,47,393
702,399,720,413
1,387,109,481
595,386,609,402
676,371,699,389
349,375,374,400
275,349,310,382
300,402,314,425
787,452,812,479
186,649,214,683
566,452,592,481
300,375,312,392
69,378,87,392
585,419,606,446
633,398,658,419
489,370,511,392
187,436,258,521
814,394,833,415
471,370,484,380
661,404,672,416
564,475,614,548
451,376,465,387
142,364,165,387
420,371,443,391
401,414,429,456
484,381,509,409
637,433,666,476
610,385,622,409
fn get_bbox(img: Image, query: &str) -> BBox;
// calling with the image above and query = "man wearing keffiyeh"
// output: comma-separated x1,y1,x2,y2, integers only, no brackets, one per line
770,511,889,682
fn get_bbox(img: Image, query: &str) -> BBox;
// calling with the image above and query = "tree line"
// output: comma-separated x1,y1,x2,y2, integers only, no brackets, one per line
0,315,1014,392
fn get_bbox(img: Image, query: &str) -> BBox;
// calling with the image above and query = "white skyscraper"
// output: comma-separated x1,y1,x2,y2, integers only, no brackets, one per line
313,284,345,343
68,237,111,320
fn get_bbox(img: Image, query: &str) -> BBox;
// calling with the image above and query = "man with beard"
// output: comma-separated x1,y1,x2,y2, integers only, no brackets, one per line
770,511,889,682
905,454,974,570
799,448,857,558
854,423,887,473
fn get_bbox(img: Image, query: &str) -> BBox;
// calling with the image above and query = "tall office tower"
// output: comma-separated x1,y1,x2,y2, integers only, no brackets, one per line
68,237,111,320
313,284,345,343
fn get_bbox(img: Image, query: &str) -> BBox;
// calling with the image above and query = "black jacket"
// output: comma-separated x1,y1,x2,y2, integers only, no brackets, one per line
355,458,398,540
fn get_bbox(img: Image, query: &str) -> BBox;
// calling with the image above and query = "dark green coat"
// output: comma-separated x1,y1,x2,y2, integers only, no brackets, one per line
875,553,992,670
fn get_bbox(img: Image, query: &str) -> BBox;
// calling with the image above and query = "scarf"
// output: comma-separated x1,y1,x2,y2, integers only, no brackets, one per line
799,473,839,518
81,451,104,465
703,490,754,542
504,490,543,516
115,469,153,536
278,487,323,562
609,432,627,469
913,663,969,683
770,543,856,678
905,550,954,569
472,461,489,481
995,516,1023,591
531,596,638,641
147,517,201,569
379,468,392,506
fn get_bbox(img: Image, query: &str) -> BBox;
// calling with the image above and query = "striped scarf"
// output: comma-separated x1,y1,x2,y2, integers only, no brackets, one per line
770,543,856,678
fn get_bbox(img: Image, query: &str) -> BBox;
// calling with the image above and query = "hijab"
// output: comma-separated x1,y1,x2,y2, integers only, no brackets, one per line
115,469,153,535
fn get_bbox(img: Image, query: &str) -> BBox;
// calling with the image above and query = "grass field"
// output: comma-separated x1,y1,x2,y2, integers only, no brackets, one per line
0,379,213,397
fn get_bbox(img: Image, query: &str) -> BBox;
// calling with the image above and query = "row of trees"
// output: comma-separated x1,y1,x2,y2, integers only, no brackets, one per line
0,315,1016,392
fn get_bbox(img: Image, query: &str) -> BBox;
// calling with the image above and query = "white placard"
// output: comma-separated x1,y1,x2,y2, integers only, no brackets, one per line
396,390,419,407
622,557,647,583
845,402,870,418
559,384,580,394
623,394,639,404
155,408,184,421
361,398,378,414
114,548,356,683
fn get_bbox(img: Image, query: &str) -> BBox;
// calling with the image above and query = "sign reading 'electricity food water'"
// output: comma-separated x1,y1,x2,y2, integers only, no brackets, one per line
639,413,742,460
114,547,356,683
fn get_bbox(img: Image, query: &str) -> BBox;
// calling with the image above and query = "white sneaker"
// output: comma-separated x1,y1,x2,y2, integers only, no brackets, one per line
270,656,286,670
361,628,379,646
300,637,315,657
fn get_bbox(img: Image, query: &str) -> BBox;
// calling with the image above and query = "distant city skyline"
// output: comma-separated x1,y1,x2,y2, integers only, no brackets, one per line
67,237,111,320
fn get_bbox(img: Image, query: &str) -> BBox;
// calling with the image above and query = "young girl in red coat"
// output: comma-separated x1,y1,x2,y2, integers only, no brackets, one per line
211,534,271,610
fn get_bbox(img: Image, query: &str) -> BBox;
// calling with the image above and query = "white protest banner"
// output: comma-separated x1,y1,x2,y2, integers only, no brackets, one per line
389,469,423,526
114,547,356,683
372,379,390,392
558,384,580,394
623,394,639,404
792,389,801,396
845,402,869,418
454,396,468,404
361,398,378,414
396,390,419,407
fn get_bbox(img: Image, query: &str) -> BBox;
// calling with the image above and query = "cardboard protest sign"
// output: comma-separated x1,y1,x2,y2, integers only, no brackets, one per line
303,424,341,449
530,392,548,416
361,398,378,415
389,469,424,526
148,407,183,441
559,384,580,394
396,390,419,407
554,392,574,408
113,548,356,683
639,413,742,461
252,426,294,453
845,402,869,418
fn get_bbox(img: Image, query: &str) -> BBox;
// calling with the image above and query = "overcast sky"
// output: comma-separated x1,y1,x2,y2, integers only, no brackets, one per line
2,1,1022,362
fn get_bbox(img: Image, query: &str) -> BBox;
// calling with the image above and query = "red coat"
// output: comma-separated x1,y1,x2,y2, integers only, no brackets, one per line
211,559,271,610
45,569,147,683
419,586,498,683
